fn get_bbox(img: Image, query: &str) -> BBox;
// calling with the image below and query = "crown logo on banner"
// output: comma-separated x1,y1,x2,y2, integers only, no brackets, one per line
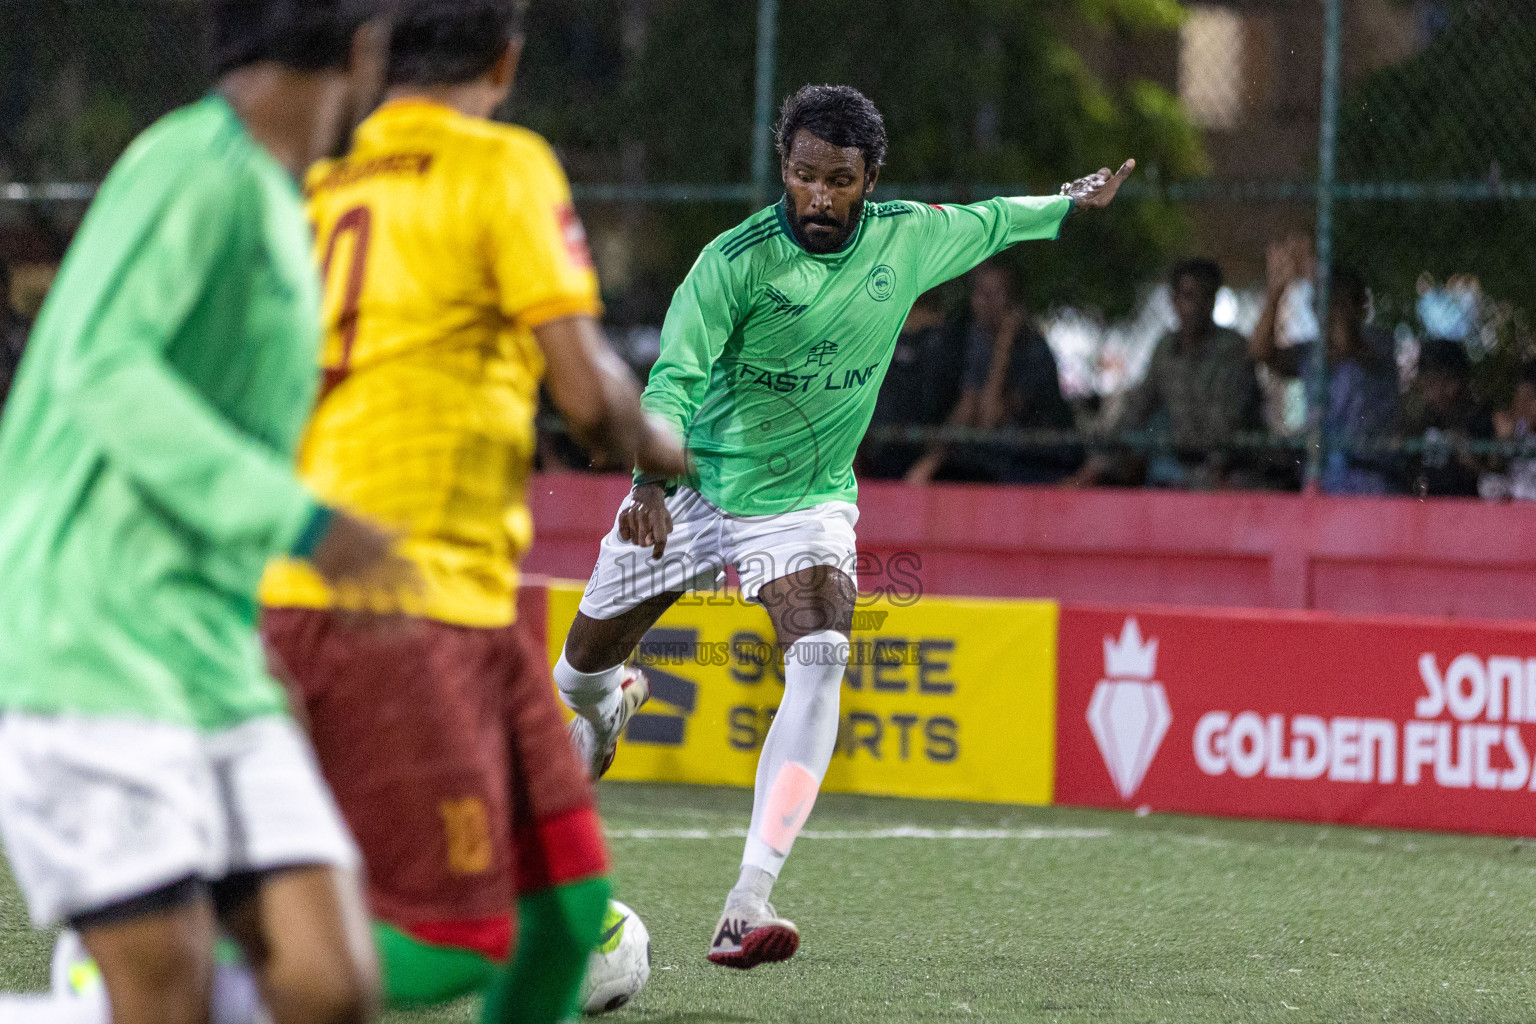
1103,617,1158,680
1087,618,1172,801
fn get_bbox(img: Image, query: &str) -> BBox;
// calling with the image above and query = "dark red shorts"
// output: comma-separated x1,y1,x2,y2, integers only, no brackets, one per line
262,607,608,947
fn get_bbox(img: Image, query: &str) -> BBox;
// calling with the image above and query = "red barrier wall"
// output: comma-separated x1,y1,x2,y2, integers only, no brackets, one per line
1056,604,1536,837
526,473,1536,620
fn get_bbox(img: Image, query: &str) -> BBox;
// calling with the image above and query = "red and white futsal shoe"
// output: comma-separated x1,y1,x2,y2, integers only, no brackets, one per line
567,666,649,780
706,899,800,969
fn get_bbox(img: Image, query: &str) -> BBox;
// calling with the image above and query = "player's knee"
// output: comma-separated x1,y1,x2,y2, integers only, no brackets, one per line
264,948,380,1024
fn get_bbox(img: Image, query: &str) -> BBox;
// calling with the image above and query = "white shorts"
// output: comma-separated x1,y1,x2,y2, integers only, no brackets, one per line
578,486,860,620
0,714,358,927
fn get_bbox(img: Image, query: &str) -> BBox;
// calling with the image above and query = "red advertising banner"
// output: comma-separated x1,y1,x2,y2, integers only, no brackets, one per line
1056,605,1536,836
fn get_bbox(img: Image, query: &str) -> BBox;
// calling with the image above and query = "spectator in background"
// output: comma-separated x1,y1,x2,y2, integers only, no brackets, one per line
904,262,1075,485
1397,338,1492,497
0,260,29,408
1070,258,1260,489
1252,253,1399,494
860,288,964,479
1479,361,1536,501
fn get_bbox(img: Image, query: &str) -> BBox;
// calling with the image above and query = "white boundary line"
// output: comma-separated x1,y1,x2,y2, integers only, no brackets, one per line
606,826,1111,840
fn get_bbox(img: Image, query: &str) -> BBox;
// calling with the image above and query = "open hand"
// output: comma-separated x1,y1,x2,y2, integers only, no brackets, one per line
1060,159,1136,209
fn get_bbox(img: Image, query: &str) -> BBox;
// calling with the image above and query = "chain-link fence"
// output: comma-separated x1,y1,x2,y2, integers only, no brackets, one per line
1335,1,1536,377
4,0,1535,497
0,1,202,225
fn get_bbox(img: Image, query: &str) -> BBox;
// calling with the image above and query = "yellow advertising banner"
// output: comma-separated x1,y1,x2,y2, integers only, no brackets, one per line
544,581,1059,805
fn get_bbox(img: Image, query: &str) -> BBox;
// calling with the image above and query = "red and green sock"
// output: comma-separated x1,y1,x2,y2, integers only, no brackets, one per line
374,919,500,1007
373,875,611,1023
481,875,611,1024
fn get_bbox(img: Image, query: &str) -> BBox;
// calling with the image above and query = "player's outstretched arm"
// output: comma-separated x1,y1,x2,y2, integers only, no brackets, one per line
1060,159,1136,209
534,314,687,479
907,159,1135,295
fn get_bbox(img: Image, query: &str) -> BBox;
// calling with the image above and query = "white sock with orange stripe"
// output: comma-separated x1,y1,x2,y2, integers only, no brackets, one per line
733,629,847,905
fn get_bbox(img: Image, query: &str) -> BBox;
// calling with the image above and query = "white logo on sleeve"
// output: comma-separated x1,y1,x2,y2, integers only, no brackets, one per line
1087,618,1172,800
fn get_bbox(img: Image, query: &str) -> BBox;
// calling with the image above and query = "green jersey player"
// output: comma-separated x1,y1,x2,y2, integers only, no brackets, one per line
553,84,1133,968
0,4,417,1024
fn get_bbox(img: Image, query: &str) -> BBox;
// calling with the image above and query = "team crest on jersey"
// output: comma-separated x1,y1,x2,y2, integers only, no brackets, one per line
866,264,896,302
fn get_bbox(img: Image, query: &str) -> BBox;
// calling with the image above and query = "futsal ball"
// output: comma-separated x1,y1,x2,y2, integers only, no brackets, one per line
579,899,651,1015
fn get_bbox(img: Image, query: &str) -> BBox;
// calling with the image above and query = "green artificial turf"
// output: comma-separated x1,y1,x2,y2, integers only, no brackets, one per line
7,781,1536,1023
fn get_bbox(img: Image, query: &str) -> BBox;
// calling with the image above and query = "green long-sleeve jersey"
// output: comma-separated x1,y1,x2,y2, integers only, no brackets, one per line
0,96,325,731
642,194,1072,516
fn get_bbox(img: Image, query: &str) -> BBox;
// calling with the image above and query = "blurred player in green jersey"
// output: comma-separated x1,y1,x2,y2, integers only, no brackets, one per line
0,3,415,1024
554,84,1133,968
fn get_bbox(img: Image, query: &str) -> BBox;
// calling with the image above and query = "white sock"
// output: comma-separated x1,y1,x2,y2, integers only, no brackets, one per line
553,649,625,725
0,993,100,1024
210,961,267,1024
731,864,776,906
42,931,105,1024
734,629,847,902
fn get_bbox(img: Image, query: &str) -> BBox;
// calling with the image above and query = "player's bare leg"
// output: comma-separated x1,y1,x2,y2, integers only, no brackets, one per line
564,591,684,674
77,892,218,1024
709,565,856,969
217,867,378,1024
556,592,682,778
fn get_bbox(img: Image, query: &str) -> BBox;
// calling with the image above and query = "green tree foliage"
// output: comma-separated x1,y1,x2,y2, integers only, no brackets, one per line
1335,1,1536,327
0,1,203,182
516,0,1205,317
12,1,1202,318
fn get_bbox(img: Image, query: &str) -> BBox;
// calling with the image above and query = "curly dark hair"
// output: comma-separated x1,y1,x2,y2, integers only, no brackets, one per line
774,84,887,173
387,0,529,86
